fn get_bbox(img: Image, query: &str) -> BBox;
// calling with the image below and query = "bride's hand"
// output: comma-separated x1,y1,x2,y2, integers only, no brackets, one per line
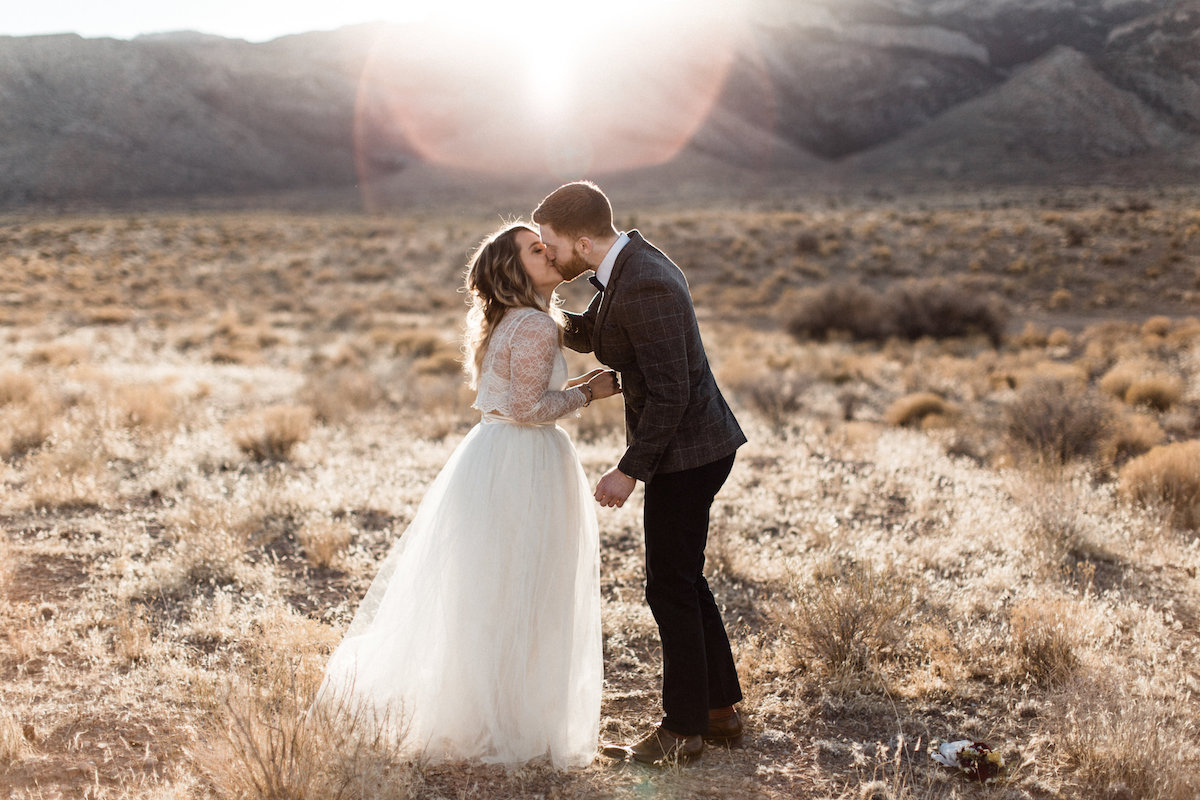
585,370,621,401
567,368,606,389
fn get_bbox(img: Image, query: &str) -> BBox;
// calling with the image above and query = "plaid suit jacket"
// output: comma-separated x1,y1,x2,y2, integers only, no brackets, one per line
563,231,746,481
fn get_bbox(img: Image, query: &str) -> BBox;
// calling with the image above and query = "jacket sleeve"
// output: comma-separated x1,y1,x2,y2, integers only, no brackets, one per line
562,292,603,354
614,278,692,481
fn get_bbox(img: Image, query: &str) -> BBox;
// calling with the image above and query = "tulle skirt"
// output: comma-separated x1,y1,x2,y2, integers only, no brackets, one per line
316,417,602,769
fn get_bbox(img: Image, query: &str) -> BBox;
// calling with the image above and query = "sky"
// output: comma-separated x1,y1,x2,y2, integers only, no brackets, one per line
0,0,699,43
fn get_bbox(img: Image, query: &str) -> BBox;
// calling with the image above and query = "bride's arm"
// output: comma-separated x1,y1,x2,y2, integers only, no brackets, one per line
507,313,589,424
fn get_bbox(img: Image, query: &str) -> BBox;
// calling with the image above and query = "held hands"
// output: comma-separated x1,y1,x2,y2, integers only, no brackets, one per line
594,466,636,508
585,370,621,402
568,369,621,404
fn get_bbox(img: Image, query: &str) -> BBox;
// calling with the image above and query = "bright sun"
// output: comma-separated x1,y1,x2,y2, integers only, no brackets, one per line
352,0,746,182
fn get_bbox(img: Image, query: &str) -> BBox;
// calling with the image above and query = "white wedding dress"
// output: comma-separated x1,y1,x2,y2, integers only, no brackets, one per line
317,307,602,769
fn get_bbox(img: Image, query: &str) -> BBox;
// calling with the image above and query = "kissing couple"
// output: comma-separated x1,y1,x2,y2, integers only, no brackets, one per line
316,181,747,768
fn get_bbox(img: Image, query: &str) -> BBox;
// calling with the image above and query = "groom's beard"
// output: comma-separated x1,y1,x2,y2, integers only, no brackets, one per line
553,250,590,281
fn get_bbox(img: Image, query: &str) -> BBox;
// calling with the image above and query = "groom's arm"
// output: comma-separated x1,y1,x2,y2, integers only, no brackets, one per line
562,292,602,354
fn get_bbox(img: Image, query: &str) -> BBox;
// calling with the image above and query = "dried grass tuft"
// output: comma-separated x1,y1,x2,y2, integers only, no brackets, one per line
297,516,355,569
0,709,30,766
883,392,954,428
1008,597,1081,686
1123,374,1184,412
781,559,913,683
229,405,314,462
0,371,36,406
1118,440,1200,529
203,677,418,800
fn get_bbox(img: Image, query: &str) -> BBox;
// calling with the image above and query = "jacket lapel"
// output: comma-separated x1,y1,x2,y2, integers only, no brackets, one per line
593,231,641,355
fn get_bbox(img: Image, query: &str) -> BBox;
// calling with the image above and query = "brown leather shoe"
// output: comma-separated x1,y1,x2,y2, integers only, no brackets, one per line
629,726,704,765
705,709,744,745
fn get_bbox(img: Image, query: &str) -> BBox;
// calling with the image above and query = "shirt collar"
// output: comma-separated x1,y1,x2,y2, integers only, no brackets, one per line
593,231,629,289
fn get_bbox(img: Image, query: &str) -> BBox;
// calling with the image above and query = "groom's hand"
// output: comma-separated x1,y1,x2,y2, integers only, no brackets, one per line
595,467,636,508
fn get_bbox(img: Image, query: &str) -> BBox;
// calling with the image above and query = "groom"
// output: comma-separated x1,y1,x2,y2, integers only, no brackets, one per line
533,181,747,765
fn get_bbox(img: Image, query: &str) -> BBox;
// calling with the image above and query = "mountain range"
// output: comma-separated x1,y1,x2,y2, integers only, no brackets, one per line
1,0,1197,208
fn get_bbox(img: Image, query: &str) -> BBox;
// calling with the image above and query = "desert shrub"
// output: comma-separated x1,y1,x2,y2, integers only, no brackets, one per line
785,281,892,342
114,383,180,431
782,559,913,681
1140,315,1172,338
1047,327,1073,348
1047,674,1200,800
886,278,1009,346
1103,411,1165,465
1008,597,1081,686
84,304,135,325
1124,374,1183,411
1098,360,1149,399
1003,378,1114,465
229,405,314,462
26,343,87,367
1118,440,1200,529
413,351,462,376
729,372,809,429
786,279,1008,345
883,392,954,427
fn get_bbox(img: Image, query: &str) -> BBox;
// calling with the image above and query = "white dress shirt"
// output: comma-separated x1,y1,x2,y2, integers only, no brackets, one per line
593,231,630,289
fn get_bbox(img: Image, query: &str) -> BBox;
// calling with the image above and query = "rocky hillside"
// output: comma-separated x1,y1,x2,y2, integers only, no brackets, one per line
1,0,1197,207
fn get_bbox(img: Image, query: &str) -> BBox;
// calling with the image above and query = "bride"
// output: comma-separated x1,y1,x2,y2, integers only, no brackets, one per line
316,222,620,769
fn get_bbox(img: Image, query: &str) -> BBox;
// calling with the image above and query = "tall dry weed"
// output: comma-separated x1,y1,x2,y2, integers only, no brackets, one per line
204,678,417,800
781,559,913,683
0,708,29,766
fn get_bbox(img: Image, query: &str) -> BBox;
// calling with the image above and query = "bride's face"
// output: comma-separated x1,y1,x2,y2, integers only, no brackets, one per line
515,229,560,298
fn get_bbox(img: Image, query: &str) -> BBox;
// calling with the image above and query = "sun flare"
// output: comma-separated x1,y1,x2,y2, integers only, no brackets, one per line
352,0,747,188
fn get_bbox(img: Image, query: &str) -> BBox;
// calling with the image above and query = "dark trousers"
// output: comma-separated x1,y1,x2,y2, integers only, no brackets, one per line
643,452,742,736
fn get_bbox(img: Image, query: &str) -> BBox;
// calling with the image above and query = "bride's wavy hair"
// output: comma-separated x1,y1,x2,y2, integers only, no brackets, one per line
462,222,564,387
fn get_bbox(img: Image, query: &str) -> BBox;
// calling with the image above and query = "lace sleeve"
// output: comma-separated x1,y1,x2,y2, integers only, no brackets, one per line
507,311,587,424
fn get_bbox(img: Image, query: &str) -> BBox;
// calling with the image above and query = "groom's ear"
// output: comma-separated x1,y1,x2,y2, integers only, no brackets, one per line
576,236,592,257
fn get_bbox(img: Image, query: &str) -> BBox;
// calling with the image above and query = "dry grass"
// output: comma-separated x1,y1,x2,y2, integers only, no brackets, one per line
1045,674,1200,800
780,558,914,684
1,197,1198,799
229,405,315,462
1118,439,1200,528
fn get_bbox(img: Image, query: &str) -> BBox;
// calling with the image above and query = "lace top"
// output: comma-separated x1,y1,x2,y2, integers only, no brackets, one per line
473,307,587,424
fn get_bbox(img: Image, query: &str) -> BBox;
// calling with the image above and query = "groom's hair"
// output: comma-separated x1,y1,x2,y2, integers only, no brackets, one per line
532,181,616,241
